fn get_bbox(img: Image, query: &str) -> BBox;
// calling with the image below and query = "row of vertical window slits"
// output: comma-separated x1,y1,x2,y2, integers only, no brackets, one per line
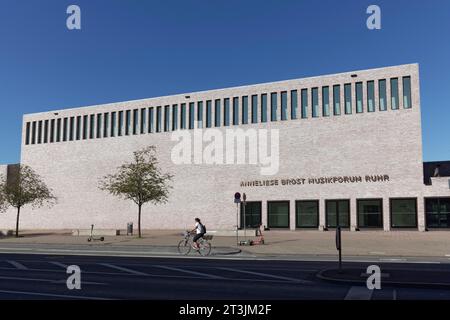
25,76,412,145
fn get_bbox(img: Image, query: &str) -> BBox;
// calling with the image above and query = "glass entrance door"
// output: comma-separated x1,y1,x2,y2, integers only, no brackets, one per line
326,200,350,228
426,198,450,228
240,201,262,228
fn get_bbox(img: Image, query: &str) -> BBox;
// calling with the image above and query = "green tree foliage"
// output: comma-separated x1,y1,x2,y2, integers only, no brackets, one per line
0,165,56,237
99,146,172,238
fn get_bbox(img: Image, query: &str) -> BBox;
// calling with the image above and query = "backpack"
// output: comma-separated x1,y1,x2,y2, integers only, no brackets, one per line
201,224,206,234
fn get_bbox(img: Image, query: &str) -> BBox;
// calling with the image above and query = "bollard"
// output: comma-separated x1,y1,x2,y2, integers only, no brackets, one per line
336,226,342,273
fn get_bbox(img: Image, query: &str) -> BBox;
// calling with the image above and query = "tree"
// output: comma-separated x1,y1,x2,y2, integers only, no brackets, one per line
99,146,172,238
0,165,56,237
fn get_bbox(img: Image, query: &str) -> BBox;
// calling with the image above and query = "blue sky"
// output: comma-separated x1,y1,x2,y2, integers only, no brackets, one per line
0,0,449,164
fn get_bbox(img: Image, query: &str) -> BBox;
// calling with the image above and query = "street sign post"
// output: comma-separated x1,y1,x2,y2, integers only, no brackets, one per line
234,193,241,246
336,226,342,273
242,193,247,239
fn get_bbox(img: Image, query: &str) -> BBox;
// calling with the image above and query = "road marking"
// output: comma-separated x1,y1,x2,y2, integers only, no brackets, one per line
0,275,106,285
0,289,109,300
49,261,69,269
98,263,148,276
218,267,312,284
6,260,28,270
154,265,225,279
344,286,373,300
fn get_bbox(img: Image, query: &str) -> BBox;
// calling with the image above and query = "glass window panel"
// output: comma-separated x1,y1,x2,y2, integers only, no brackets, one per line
180,103,186,129
280,92,287,120
118,111,123,136
95,114,101,139
312,88,319,117
291,90,298,119
43,120,49,143
358,199,383,228
206,101,212,128
403,76,412,109
391,199,417,228
333,85,341,115
37,120,42,144
223,99,230,126
76,116,81,140
391,78,399,110
156,106,162,132
56,118,61,142
233,97,239,125
242,96,248,124
356,82,363,113
240,202,262,228
379,79,387,111
31,121,36,144
132,109,138,135
367,81,375,112
322,87,330,117
296,201,319,228
189,103,194,129
271,92,277,121
103,113,109,138
140,109,146,134
196,102,202,128
251,95,258,123
214,100,221,127
25,122,30,145
82,115,88,139
125,110,131,135
165,105,171,131
326,200,350,228
260,94,267,122
172,105,178,130
301,89,308,119
50,119,55,143
110,112,116,137
62,118,68,141
69,117,75,141
344,84,352,114
89,115,95,139
268,201,289,228
148,108,154,133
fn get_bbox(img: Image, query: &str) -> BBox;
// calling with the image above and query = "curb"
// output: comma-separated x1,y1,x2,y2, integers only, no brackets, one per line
316,268,450,290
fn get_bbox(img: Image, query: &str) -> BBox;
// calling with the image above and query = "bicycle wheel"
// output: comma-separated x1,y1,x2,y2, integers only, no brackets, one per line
177,239,191,255
198,241,211,256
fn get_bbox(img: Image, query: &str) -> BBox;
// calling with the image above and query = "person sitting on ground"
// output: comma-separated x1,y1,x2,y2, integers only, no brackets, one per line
190,218,206,250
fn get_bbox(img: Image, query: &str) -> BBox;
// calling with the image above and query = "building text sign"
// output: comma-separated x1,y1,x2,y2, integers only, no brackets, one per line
240,175,390,187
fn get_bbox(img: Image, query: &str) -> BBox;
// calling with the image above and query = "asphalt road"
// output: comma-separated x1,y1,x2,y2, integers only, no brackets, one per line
0,253,450,300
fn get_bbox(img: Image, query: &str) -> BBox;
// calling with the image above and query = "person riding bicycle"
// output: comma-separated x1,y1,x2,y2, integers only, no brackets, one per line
190,218,206,250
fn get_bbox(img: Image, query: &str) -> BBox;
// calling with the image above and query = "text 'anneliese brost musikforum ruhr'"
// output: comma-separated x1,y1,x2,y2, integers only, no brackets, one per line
240,175,390,187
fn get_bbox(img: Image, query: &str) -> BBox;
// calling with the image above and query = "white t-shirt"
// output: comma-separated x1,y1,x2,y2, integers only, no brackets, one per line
195,222,203,234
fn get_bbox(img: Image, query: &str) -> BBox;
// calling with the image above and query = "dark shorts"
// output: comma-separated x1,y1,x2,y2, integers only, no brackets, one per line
193,233,205,242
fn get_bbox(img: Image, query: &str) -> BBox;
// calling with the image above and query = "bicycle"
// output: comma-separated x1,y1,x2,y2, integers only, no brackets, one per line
177,231,213,256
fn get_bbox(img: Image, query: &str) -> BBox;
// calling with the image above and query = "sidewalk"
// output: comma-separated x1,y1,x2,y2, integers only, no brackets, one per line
1,229,450,259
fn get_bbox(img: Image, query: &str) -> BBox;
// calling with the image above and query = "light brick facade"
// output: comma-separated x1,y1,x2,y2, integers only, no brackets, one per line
1,63,448,231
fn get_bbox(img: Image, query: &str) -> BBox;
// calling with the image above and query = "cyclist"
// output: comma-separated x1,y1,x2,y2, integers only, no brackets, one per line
190,217,206,250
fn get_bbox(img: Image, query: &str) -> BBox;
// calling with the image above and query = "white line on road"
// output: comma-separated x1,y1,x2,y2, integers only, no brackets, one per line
98,263,149,276
49,261,68,269
0,275,106,285
344,286,373,300
218,267,312,284
6,260,28,270
379,258,407,262
0,289,110,300
154,265,225,280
